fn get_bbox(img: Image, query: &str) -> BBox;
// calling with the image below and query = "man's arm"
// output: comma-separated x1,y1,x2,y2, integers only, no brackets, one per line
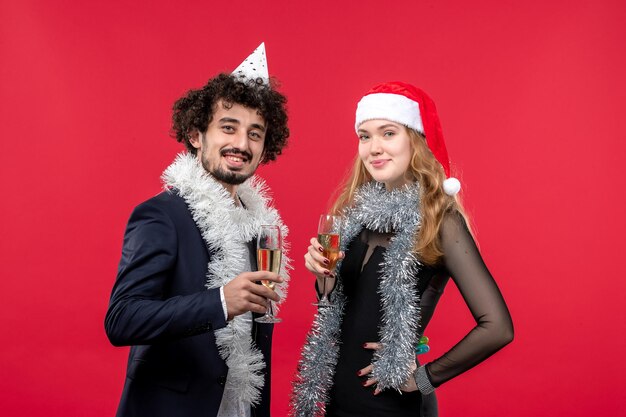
104,200,227,346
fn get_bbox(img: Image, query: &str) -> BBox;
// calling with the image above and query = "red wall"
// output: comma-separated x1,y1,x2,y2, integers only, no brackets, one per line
1,0,625,415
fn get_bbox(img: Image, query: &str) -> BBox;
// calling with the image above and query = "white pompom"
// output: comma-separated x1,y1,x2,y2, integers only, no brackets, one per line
443,177,461,196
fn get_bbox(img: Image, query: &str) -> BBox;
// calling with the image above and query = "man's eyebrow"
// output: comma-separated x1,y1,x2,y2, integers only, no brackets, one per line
218,118,266,132
218,117,240,125
250,123,266,132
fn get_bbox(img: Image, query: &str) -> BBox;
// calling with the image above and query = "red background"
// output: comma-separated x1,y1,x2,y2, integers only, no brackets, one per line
1,0,625,416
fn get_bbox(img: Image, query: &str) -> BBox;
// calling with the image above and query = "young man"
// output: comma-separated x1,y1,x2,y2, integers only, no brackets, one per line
105,43,290,417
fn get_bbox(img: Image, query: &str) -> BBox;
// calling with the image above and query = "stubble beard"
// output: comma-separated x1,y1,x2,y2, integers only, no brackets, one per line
201,153,254,185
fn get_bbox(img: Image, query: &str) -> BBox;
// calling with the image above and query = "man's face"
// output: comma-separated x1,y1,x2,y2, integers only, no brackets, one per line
190,100,266,188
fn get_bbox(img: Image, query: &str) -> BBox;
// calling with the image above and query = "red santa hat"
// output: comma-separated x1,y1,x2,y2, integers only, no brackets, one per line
355,81,461,196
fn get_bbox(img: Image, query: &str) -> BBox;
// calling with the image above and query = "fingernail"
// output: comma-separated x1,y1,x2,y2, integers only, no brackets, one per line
362,343,368,348
356,371,362,376
323,259,329,265
318,247,324,252
362,381,368,386
324,270,330,276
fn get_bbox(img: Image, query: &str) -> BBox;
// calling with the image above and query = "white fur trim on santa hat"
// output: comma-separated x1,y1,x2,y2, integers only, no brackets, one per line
355,93,424,133
443,177,461,196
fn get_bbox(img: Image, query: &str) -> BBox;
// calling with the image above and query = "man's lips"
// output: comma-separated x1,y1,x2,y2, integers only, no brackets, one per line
223,154,247,169
223,154,248,163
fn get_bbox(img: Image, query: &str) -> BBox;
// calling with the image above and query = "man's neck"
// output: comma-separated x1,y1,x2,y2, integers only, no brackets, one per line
221,182,240,205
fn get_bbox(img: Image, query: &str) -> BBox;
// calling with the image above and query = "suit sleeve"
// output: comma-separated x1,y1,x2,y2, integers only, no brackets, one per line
105,200,228,346
424,212,514,387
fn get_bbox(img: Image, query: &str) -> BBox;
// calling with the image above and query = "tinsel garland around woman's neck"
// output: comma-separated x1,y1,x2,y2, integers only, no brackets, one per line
290,181,423,417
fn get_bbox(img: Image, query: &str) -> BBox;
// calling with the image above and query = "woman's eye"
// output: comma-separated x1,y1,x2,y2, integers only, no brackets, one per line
384,131,395,137
358,135,369,141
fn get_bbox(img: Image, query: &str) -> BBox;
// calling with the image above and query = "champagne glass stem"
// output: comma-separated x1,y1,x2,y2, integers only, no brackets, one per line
313,214,341,307
317,275,332,306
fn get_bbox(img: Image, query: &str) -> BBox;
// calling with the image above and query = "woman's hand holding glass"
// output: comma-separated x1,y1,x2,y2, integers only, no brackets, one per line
304,237,344,305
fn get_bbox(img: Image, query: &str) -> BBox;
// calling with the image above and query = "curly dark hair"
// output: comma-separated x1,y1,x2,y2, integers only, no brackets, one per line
170,73,289,164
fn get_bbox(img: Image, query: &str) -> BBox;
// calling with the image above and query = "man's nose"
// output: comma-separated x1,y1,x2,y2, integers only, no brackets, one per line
231,129,250,151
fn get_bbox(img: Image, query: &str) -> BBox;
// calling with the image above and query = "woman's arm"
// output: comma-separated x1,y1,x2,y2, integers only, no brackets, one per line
424,212,514,387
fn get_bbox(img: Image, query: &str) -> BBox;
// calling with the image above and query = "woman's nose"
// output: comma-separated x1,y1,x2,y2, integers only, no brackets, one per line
369,136,383,154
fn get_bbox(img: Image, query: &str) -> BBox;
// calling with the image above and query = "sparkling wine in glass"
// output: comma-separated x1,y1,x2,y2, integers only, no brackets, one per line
314,214,341,307
255,225,282,323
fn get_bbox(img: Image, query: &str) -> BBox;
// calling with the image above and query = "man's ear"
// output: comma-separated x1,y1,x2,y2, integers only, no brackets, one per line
188,129,202,150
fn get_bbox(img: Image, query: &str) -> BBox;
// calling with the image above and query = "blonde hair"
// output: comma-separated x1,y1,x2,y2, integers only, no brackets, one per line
331,127,469,265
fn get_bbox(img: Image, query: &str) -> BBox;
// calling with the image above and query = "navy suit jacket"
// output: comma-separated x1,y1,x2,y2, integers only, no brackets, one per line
105,191,273,417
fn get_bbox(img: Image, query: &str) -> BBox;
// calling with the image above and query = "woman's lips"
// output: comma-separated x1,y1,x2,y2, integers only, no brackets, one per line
370,159,390,168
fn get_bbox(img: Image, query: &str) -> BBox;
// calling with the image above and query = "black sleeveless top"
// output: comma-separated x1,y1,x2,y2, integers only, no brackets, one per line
327,230,441,417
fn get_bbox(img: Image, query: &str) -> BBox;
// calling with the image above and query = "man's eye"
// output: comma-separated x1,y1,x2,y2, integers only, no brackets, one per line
249,132,261,140
223,126,235,132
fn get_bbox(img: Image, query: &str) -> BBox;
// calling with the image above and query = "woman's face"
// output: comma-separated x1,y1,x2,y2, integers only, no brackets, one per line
357,119,413,189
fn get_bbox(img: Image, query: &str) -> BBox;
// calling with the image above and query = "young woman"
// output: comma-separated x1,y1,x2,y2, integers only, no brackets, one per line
291,81,513,417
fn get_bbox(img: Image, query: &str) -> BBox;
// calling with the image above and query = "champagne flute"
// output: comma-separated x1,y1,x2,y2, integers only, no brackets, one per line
254,225,282,323
314,214,341,307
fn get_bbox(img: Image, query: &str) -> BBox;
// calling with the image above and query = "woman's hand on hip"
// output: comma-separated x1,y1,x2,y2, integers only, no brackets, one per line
358,342,419,394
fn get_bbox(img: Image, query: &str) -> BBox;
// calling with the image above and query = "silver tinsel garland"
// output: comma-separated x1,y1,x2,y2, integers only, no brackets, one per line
291,182,423,416
162,153,291,407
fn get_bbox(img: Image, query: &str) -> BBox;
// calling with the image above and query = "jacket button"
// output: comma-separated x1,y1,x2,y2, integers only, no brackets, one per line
217,375,227,386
